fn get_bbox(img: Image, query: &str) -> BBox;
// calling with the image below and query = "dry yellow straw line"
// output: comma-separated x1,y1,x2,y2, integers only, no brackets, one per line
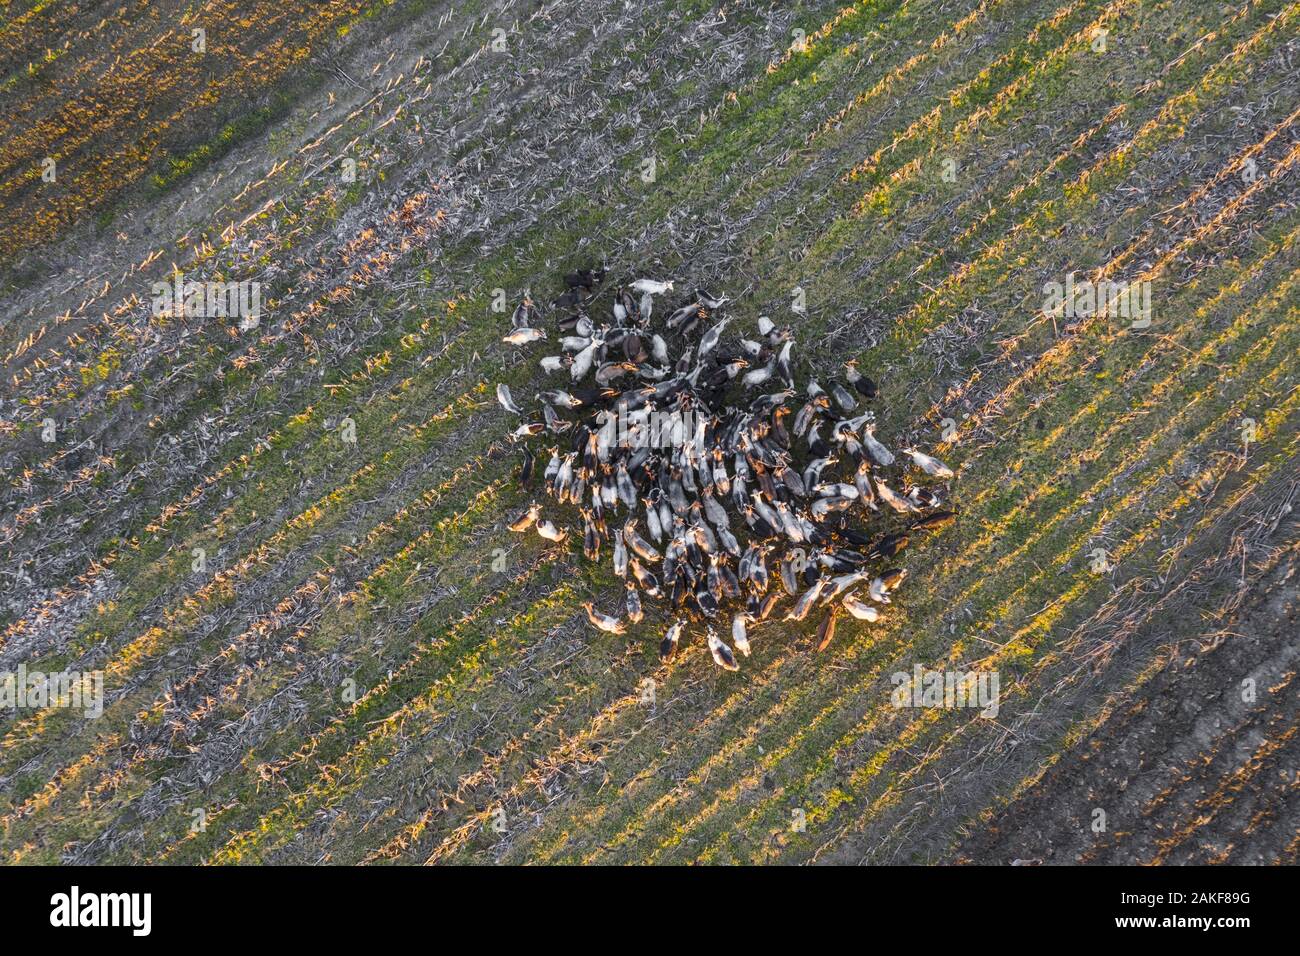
209,575,575,863
921,283,1298,620
1,736,122,838
365,627,712,863
2,278,469,652
2,442,501,826
816,0,1014,149
940,226,1299,523
850,0,1272,301
942,122,1300,453
1,390,484,749
844,0,1122,196
922,8,1299,431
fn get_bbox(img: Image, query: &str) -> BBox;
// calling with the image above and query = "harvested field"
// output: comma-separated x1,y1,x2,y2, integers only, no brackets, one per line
0,0,1296,866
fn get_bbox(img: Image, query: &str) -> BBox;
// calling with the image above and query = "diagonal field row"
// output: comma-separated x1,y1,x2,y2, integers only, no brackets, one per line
1,0,1296,863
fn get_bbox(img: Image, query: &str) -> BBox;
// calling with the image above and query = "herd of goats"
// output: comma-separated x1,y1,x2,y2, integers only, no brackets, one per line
497,271,955,670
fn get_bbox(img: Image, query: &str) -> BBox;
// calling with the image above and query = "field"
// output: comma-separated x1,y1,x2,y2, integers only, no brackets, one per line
1,0,1297,865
